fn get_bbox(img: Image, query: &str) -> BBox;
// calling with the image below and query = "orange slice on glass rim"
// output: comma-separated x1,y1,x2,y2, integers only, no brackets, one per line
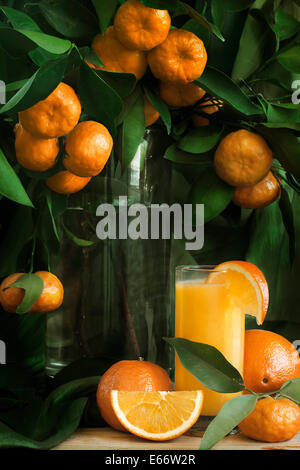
208,261,269,325
110,390,204,441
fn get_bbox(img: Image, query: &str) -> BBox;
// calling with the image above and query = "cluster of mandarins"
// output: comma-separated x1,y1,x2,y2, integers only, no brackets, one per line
90,0,281,210
89,0,213,125
214,129,281,209
15,82,113,194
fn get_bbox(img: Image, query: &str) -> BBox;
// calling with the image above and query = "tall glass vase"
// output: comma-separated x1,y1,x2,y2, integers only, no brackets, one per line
46,128,173,375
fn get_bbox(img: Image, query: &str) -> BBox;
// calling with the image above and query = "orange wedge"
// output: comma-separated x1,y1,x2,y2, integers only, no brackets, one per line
208,261,269,325
110,390,204,441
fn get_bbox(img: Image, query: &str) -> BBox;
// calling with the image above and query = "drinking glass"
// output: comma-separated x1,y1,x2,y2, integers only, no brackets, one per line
175,266,244,416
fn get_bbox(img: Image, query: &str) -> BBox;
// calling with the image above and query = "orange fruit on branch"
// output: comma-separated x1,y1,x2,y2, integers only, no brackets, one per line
97,359,173,431
144,96,160,127
64,120,113,177
210,260,269,325
214,129,273,187
92,26,147,80
239,396,300,442
114,0,171,51
0,271,64,314
159,82,205,107
244,329,300,393
46,170,92,194
232,171,281,209
14,123,59,172
148,29,207,85
19,82,81,139
111,390,204,441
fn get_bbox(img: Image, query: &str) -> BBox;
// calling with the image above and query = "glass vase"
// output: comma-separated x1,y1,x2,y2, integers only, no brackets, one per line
46,128,173,375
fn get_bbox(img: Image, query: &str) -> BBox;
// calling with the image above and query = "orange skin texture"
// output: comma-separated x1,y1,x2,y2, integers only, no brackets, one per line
46,170,91,194
97,360,173,431
114,0,171,51
201,98,220,115
244,330,300,393
192,114,210,127
214,129,273,187
14,124,59,172
159,82,205,107
144,96,160,127
92,26,147,80
64,121,113,177
239,397,300,443
0,271,64,313
0,273,25,313
232,171,281,209
19,83,81,139
148,29,207,85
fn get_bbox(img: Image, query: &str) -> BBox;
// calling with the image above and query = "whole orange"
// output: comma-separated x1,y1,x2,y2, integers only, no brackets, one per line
239,396,300,442
14,124,59,172
114,0,171,51
97,359,173,431
159,82,205,107
19,82,81,139
46,170,92,194
148,29,207,85
244,330,300,393
92,26,147,80
0,271,64,314
64,121,113,177
214,129,273,187
232,171,281,209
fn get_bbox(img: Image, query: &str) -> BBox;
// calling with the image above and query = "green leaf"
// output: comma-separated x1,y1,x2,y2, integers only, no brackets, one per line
164,337,245,393
278,186,296,265
278,45,300,73
178,127,222,154
196,66,263,116
92,0,119,34
272,8,300,42
120,89,146,170
46,191,60,242
140,0,180,10
62,222,94,247
0,6,41,32
16,29,71,55
5,273,44,315
144,87,171,134
190,167,235,222
0,54,69,115
0,28,36,56
180,2,225,42
258,126,300,179
232,13,276,80
164,143,213,164
98,69,136,98
39,0,98,39
220,0,254,11
0,148,33,207
200,394,257,450
79,61,122,135
279,378,300,404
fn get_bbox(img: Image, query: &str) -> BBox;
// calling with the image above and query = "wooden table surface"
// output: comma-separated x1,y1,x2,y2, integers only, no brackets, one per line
53,427,300,450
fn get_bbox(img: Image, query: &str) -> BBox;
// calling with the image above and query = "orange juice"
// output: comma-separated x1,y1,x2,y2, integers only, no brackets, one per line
175,278,244,416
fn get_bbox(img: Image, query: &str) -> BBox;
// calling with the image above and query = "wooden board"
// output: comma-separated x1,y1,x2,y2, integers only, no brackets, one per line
53,427,300,450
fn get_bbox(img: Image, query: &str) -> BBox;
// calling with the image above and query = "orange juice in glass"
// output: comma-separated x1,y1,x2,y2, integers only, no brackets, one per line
175,266,244,416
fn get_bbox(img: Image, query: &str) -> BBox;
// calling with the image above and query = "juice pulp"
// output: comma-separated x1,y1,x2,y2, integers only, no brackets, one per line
175,280,244,416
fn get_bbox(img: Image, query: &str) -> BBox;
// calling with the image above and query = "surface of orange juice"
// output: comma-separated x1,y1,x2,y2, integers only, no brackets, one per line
175,280,244,416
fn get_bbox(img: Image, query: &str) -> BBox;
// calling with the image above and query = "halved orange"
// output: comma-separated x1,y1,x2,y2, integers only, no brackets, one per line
110,390,204,441
208,261,269,325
